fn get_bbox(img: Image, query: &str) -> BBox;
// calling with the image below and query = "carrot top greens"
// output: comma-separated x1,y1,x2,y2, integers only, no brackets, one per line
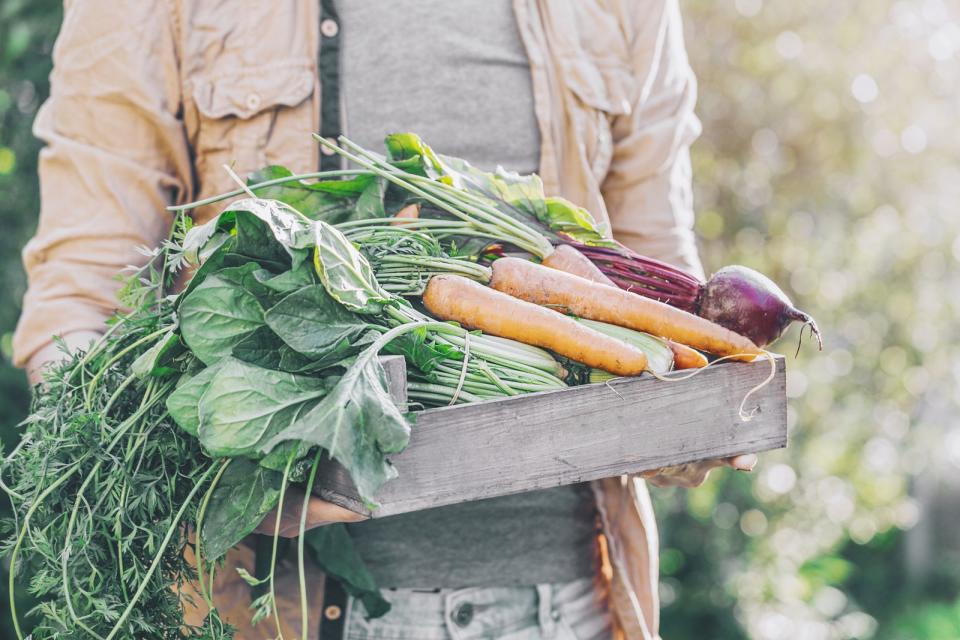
0,137,576,639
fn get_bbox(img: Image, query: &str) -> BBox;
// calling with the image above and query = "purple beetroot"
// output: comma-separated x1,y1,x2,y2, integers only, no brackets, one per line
568,240,822,350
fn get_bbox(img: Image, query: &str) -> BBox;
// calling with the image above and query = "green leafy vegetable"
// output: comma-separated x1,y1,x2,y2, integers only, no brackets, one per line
201,459,284,561
196,358,334,458
305,524,390,617
264,284,373,359
312,220,391,314
179,271,265,365
265,331,412,505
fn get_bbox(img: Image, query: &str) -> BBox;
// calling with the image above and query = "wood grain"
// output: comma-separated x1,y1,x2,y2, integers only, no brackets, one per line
314,355,787,518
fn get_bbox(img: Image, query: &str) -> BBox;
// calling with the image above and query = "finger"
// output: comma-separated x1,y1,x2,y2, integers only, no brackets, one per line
305,496,367,526
727,453,758,472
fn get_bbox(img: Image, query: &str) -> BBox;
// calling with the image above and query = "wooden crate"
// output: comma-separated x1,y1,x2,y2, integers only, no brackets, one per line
313,355,787,518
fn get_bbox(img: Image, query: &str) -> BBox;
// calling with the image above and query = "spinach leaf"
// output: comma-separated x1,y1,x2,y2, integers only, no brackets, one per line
197,358,334,458
264,284,372,359
305,524,390,618
252,261,318,294
201,459,284,562
166,364,220,436
179,270,266,365
312,220,391,314
231,326,313,372
263,339,410,505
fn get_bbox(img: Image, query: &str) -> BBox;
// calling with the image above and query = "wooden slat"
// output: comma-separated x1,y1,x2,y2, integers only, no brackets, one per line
314,355,787,518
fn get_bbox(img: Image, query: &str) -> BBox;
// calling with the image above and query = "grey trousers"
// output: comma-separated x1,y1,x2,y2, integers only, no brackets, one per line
342,577,611,639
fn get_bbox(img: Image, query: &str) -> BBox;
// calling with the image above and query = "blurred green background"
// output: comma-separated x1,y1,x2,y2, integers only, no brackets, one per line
1,1,958,639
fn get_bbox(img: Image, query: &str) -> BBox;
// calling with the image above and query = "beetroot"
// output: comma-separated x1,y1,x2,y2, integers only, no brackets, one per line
567,240,822,350
698,265,822,349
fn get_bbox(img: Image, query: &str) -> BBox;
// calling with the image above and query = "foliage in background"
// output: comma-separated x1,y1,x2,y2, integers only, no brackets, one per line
1,1,958,639
658,0,960,638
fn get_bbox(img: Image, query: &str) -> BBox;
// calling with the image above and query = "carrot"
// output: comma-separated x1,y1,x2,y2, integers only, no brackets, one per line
390,203,420,226
667,340,708,369
542,244,616,286
423,274,649,376
488,257,762,360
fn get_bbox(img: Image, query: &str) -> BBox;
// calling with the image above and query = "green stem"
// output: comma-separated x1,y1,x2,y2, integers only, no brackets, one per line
298,449,325,638
104,462,219,640
83,328,166,411
315,135,548,256
166,170,371,212
195,459,232,617
8,457,88,640
343,140,553,256
269,455,297,640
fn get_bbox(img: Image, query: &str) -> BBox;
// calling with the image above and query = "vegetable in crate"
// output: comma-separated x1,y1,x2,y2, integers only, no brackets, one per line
566,240,822,349
314,132,819,351
0,197,570,639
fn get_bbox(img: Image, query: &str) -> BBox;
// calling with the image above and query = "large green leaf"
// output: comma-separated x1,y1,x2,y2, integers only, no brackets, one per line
264,284,373,358
166,364,220,437
312,220,392,314
179,270,266,365
305,524,390,618
201,459,284,561
248,165,376,223
197,358,334,458
263,339,410,505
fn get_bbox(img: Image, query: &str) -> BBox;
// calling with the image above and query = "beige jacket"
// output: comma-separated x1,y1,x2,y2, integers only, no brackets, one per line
15,1,703,638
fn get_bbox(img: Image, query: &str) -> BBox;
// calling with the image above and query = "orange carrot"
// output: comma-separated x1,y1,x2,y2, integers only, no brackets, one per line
667,340,708,369
423,274,649,376
390,203,420,226
488,257,762,360
542,244,616,286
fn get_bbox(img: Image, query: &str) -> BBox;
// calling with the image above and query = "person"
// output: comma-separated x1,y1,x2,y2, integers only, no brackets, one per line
14,1,757,638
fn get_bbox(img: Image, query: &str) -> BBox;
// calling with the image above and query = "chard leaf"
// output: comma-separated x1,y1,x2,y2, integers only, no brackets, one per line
197,358,335,458
353,177,387,220
166,364,220,436
248,165,376,223
305,524,390,618
201,459,284,561
179,272,266,365
542,197,615,245
384,133,446,180
312,221,391,314
383,325,455,374
264,285,372,358
263,339,410,505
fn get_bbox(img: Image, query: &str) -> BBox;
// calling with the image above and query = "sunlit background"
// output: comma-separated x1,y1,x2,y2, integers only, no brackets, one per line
1,1,959,638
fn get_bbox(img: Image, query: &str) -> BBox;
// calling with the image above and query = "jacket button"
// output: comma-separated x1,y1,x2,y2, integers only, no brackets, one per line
451,602,474,627
245,93,261,110
324,604,342,621
321,19,339,38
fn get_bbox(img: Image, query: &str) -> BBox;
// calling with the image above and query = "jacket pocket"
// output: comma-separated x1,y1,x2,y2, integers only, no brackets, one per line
560,56,631,182
191,62,315,181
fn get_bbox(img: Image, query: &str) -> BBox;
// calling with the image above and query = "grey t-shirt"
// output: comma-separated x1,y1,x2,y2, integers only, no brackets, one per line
339,0,599,588
340,0,541,174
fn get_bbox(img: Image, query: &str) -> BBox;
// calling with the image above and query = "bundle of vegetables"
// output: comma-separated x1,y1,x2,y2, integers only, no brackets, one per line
1,132,801,639
280,132,820,352
565,240,822,350
0,199,574,639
